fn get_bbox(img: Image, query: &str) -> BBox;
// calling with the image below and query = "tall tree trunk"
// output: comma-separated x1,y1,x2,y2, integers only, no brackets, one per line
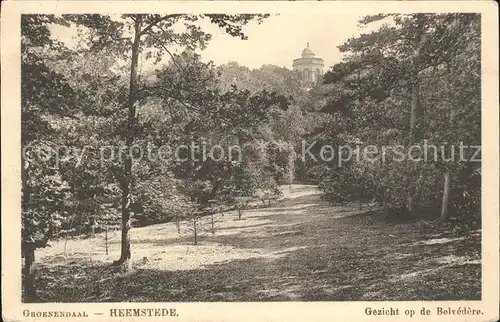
176,218,181,234
193,216,198,245
89,214,96,237
22,150,37,301
114,17,142,270
408,82,420,142
105,227,109,255
406,15,425,213
23,243,36,302
440,172,451,220
21,157,31,207
406,55,421,214
441,81,457,220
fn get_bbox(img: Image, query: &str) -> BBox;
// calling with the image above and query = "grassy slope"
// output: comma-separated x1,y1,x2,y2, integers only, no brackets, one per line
31,185,481,302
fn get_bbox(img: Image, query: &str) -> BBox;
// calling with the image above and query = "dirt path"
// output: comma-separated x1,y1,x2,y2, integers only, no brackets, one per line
37,185,368,271
34,184,481,302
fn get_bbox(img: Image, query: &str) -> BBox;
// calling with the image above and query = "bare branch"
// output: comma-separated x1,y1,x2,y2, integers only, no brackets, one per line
160,93,203,113
138,14,182,37
146,31,186,74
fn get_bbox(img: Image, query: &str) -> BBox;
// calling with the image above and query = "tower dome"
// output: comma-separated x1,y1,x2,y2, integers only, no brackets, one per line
301,42,315,58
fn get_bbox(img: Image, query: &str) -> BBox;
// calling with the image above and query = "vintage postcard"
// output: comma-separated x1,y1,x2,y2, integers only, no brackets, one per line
1,1,499,321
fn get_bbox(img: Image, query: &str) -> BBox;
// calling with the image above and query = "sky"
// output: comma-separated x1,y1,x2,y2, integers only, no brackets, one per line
195,14,367,70
51,14,376,71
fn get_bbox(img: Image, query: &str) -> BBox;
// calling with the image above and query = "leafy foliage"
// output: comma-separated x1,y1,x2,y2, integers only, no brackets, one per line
317,13,481,221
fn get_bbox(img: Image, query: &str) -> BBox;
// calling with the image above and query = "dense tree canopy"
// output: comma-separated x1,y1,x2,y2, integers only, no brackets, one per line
317,13,481,220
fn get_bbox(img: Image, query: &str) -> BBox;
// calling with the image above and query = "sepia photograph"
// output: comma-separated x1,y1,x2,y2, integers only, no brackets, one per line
2,1,499,321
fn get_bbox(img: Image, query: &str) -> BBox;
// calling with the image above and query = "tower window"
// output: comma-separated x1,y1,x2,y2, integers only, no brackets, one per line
304,69,310,81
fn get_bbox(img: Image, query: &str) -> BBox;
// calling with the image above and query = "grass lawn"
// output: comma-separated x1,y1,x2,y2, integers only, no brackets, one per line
30,185,481,302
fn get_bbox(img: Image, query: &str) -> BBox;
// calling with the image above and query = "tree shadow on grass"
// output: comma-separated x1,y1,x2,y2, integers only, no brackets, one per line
33,228,481,303
106,234,193,247
33,248,373,302
31,196,481,303
216,222,272,231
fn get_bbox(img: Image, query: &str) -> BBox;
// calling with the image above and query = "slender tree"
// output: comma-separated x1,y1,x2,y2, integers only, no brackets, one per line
64,14,271,269
21,15,81,300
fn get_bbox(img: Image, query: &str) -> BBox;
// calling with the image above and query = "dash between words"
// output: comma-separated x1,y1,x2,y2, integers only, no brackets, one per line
23,308,178,318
